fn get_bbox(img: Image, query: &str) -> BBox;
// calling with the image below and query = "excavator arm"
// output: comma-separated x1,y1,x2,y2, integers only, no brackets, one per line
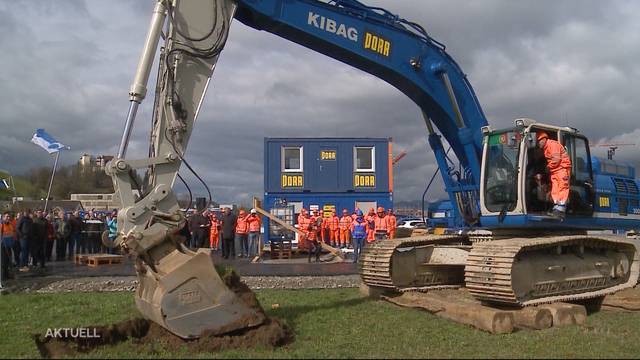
109,0,493,339
107,0,265,339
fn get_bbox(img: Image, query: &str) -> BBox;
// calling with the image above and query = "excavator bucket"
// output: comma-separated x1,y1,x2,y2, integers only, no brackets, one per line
134,245,265,339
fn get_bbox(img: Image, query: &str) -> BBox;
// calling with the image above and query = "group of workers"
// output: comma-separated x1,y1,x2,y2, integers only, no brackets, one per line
297,206,397,262
190,208,262,259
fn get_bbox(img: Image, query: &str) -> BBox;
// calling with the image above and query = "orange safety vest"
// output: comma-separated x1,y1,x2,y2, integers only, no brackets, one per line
248,215,261,232
543,139,571,173
339,215,352,230
235,215,249,235
1,222,16,238
374,215,389,232
329,215,339,231
321,216,330,229
303,216,317,240
209,217,220,233
387,214,397,230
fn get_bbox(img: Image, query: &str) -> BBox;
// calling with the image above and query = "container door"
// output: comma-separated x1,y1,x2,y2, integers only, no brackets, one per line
317,148,339,191
355,201,377,214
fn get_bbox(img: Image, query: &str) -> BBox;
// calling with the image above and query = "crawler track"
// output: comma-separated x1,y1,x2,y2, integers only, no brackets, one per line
465,235,640,306
359,235,467,290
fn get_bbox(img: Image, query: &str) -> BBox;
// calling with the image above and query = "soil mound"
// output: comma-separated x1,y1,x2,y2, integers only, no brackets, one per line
34,269,292,358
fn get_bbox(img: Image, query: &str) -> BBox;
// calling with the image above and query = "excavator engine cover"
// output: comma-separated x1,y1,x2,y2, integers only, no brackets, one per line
135,245,265,339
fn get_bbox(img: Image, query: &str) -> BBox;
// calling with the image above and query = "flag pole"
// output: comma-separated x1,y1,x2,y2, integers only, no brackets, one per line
44,151,61,213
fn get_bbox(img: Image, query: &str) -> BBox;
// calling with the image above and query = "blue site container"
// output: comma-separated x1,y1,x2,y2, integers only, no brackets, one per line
263,137,394,242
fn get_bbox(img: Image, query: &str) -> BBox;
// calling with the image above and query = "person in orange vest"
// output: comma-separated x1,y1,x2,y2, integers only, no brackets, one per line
320,211,329,244
339,209,352,249
328,209,340,248
366,208,376,243
313,210,323,243
247,209,262,258
387,208,397,239
2,212,17,279
374,207,390,240
235,209,250,257
300,209,320,262
207,211,221,250
297,208,309,251
536,131,572,219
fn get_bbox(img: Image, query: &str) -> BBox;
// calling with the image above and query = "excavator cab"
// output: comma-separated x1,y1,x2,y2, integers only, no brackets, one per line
480,119,595,220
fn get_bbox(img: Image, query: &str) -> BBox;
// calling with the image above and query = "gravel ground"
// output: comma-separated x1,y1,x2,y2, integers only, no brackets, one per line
4,275,361,293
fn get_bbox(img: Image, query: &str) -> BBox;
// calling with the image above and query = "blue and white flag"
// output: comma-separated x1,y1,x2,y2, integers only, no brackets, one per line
30,129,70,154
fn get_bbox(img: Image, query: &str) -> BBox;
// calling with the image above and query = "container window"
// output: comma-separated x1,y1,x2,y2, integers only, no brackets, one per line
282,146,303,172
354,147,375,172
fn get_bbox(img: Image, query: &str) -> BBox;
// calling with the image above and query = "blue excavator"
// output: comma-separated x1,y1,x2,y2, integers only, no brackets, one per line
107,0,640,339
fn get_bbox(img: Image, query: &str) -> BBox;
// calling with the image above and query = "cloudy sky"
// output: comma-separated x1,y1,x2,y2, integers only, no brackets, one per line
0,0,638,204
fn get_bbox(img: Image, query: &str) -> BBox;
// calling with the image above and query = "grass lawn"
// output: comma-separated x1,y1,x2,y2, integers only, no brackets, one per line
1,288,640,358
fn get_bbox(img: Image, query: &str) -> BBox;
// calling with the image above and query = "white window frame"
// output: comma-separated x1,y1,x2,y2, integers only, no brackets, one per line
282,146,303,172
354,146,375,172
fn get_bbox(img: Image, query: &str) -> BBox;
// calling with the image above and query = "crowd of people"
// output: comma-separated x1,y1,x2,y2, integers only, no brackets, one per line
296,206,397,262
184,207,262,259
1,204,400,279
184,206,398,263
0,208,119,280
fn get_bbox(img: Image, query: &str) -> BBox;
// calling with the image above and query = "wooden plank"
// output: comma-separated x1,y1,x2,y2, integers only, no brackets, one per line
506,307,553,330
254,203,344,260
539,302,587,327
383,292,514,334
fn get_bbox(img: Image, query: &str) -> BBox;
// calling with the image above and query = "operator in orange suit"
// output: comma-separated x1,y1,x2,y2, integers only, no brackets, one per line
339,209,352,248
537,131,571,219
386,208,397,239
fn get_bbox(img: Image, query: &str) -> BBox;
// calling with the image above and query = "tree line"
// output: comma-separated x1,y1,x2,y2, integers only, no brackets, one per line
12,164,115,200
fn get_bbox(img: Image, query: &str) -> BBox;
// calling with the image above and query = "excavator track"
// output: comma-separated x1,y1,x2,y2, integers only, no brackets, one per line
465,235,640,306
359,235,468,291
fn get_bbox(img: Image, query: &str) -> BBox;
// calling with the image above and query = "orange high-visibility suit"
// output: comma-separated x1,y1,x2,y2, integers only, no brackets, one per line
320,216,329,242
208,214,220,249
297,210,309,250
366,209,376,243
339,211,352,246
299,212,321,249
374,207,389,240
386,211,397,239
328,212,339,245
247,214,261,232
541,136,571,205
235,214,249,235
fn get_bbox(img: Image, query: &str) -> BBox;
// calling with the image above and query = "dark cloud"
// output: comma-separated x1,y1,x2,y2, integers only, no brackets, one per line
0,0,638,205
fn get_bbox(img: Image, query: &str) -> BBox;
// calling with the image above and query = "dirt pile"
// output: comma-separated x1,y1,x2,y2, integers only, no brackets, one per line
34,269,292,358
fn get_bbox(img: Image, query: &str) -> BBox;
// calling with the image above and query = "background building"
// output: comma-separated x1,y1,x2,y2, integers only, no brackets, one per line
70,193,115,211
263,137,393,242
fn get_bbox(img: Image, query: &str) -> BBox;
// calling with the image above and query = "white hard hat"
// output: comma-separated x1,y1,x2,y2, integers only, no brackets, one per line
251,208,257,214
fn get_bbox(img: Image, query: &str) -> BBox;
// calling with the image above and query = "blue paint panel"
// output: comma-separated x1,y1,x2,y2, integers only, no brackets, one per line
264,137,391,193
481,214,640,231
